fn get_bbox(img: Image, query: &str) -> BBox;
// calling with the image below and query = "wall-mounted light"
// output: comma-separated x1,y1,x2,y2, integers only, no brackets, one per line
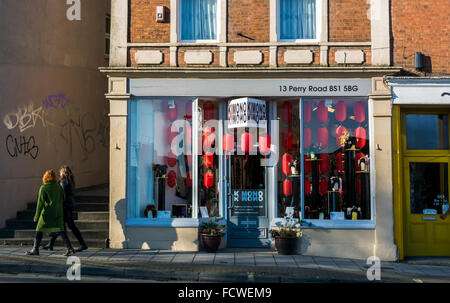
415,52,423,70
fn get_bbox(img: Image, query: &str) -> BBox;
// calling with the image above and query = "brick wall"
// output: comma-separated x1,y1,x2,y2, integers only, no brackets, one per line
227,0,270,42
329,0,371,42
392,0,450,75
130,0,170,43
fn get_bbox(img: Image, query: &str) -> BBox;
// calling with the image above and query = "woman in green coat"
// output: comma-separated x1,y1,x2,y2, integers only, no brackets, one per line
27,170,75,256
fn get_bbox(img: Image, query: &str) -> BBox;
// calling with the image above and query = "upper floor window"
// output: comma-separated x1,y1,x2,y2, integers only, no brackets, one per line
278,0,318,41
179,0,218,42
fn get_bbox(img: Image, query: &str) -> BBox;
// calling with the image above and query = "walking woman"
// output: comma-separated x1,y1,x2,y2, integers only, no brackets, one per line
42,165,88,252
27,170,75,256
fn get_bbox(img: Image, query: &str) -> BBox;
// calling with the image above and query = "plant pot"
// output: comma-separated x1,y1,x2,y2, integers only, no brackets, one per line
274,237,297,255
201,235,222,253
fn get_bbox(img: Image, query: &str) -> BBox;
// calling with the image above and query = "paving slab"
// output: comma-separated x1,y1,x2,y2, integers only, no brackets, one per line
254,255,276,267
171,253,195,264
214,253,235,265
130,250,160,262
274,255,296,267
234,253,255,266
150,251,176,263
192,253,215,265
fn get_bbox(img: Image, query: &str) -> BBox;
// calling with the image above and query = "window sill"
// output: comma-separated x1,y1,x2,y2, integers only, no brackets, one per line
270,218,375,229
126,217,225,228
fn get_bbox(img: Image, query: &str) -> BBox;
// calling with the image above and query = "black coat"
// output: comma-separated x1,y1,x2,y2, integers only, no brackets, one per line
60,181,75,210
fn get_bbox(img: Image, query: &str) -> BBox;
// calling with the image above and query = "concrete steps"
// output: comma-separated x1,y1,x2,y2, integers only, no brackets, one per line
0,186,110,248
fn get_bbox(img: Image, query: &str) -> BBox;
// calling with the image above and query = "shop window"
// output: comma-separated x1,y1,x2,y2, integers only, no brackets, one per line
128,98,194,219
179,0,218,42
278,0,317,41
406,114,449,150
277,100,301,217
197,100,220,217
302,99,371,221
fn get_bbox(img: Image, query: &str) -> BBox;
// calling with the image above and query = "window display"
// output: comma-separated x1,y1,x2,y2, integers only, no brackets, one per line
128,98,194,219
302,99,371,220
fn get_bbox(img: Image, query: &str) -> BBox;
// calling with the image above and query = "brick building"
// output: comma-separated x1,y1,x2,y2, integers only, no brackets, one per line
101,0,448,260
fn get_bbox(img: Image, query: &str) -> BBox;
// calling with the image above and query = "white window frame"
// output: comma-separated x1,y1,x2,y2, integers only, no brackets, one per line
177,0,221,43
276,0,322,43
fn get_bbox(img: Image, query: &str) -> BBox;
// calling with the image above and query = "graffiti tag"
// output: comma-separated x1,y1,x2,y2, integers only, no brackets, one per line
3,104,49,133
43,94,71,110
6,135,39,159
60,109,96,160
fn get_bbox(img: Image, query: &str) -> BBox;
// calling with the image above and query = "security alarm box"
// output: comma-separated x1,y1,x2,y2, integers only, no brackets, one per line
156,6,166,22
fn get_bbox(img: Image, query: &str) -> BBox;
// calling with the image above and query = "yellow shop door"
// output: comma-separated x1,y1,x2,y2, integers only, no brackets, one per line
403,157,450,256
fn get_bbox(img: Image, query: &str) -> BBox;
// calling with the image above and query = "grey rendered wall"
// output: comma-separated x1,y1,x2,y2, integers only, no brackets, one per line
0,0,110,228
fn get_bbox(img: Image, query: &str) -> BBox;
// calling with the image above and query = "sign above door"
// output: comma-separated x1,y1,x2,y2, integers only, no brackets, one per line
228,98,267,128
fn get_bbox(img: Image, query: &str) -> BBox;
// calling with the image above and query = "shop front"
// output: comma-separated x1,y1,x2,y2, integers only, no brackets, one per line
105,74,398,260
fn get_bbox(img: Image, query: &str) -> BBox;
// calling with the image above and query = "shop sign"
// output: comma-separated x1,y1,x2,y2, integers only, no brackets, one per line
228,98,267,128
231,189,265,216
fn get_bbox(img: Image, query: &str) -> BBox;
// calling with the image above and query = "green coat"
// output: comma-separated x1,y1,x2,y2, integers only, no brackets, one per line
34,181,65,232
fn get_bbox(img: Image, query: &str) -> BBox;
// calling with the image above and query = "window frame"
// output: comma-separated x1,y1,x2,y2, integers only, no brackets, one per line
177,0,221,43
276,0,322,43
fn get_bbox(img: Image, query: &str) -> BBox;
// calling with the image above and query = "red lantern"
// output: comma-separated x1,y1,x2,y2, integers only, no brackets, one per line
204,171,214,188
356,178,361,195
304,155,311,175
282,128,294,150
304,179,311,195
355,127,366,149
204,152,214,168
185,102,192,120
335,101,347,122
281,102,293,124
319,153,329,174
317,101,328,123
282,153,293,176
303,102,311,123
167,151,177,167
186,172,192,187
167,171,177,188
319,178,328,196
223,134,234,152
202,126,215,148
318,127,329,149
355,152,365,172
203,102,215,121
304,128,312,149
283,179,293,196
167,102,177,121
336,152,344,173
167,125,178,146
354,102,365,123
336,126,348,148
259,134,271,154
241,132,253,153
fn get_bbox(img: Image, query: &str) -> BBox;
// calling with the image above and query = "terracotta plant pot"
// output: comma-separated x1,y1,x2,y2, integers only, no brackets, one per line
201,235,222,253
274,237,298,255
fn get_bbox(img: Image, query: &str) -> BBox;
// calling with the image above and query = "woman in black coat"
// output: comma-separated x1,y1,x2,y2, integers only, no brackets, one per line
42,165,88,252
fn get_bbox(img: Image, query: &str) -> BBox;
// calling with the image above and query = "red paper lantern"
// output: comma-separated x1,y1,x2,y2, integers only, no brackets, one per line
319,153,329,174
167,102,177,121
304,128,312,149
335,101,347,122
204,171,214,188
304,155,311,175
319,178,328,196
223,133,234,152
355,127,366,149
356,178,361,195
167,171,177,188
203,102,215,121
281,102,293,123
259,134,271,154
336,126,348,147
204,152,214,168
282,153,293,176
354,102,366,123
186,172,192,187
355,152,365,172
241,132,253,153
283,179,293,196
317,101,328,123
282,128,294,150
303,102,311,123
318,127,329,149
167,125,178,146
202,126,215,148
304,179,311,195
167,151,177,167
185,102,192,120
336,152,344,173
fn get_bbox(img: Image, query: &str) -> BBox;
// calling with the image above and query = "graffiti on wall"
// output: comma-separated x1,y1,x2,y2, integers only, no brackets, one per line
3,103,51,133
6,135,39,160
42,94,71,110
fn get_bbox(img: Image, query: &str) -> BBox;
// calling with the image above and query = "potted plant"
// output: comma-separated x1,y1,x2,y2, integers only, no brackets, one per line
200,217,226,253
269,216,302,255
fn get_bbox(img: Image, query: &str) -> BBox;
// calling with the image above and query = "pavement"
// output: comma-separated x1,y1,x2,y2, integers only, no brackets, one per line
0,245,449,283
